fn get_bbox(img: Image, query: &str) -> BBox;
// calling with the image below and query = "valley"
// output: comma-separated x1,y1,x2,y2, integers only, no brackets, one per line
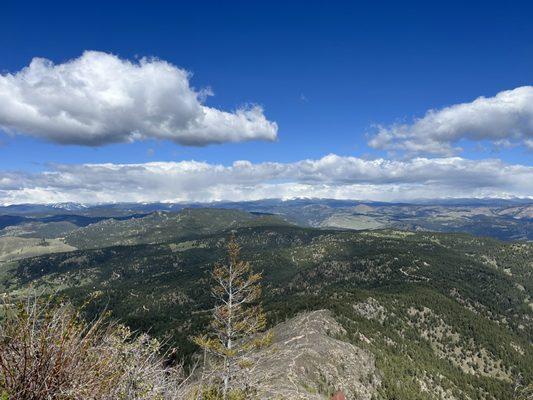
0,202,531,399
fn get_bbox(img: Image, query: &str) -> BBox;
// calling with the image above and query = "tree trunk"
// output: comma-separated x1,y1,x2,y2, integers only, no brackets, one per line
223,356,229,400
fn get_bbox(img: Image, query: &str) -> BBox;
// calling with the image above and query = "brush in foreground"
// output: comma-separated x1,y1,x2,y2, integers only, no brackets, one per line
0,295,190,400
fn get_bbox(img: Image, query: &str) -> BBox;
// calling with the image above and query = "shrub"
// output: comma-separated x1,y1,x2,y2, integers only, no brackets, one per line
0,296,188,400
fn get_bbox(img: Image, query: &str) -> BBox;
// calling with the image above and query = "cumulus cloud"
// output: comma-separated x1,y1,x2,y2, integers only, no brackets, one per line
0,51,278,146
368,86,533,155
1,154,531,204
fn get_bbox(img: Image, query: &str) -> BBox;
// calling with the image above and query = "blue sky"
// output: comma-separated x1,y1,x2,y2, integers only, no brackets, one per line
0,1,532,203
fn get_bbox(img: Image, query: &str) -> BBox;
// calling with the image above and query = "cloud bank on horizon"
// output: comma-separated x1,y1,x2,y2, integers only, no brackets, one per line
368,86,533,155
1,155,531,204
0,51,278,146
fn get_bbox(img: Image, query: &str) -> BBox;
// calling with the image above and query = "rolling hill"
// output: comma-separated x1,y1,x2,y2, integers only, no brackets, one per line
2,199,530,241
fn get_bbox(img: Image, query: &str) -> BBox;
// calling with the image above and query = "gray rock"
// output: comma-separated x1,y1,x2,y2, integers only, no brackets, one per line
235,309,381,399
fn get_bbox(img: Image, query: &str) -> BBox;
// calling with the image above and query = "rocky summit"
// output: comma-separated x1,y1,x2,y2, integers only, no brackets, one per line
231,310,380,399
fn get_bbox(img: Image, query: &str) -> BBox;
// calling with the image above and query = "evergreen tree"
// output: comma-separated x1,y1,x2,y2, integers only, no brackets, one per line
195,233,268,399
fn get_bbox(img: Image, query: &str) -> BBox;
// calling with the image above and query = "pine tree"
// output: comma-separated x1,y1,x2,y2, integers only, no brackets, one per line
195,233,268,399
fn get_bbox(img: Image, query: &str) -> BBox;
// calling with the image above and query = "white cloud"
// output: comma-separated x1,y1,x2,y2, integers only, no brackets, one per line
0,51,277,146
1,154,531,204
368,86,533,155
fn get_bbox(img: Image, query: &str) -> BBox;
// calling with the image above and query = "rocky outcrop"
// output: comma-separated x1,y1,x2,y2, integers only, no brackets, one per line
331,391,346,400
234,309,381,399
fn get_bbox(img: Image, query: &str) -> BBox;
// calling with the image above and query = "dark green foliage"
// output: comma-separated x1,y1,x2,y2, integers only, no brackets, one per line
0,225,531,399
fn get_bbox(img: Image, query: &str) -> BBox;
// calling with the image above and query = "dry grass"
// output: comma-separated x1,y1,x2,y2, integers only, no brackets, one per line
0,237,76,263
